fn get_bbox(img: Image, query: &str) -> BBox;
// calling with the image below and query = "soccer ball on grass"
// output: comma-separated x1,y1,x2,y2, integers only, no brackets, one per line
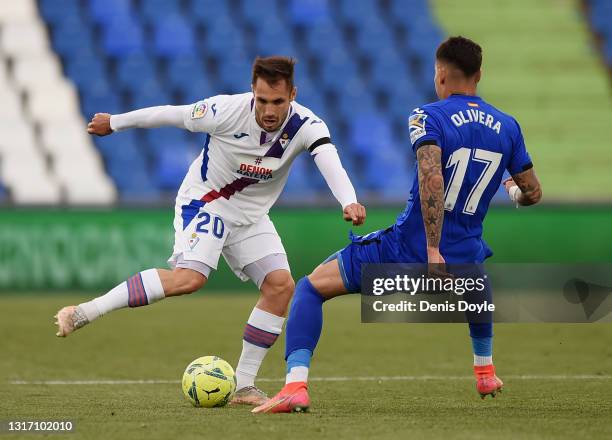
181,356,237,408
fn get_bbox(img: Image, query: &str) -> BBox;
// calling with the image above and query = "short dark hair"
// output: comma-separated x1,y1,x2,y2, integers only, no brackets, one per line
252,56,296,89
436,36,482,77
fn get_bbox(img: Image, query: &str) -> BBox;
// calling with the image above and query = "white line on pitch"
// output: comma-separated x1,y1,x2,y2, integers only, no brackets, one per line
8,375,612,385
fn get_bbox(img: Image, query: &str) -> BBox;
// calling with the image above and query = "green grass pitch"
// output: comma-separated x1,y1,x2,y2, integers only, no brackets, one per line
1,294,611,440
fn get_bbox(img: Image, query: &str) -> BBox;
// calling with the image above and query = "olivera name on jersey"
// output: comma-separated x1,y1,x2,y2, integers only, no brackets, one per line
450,109,502,134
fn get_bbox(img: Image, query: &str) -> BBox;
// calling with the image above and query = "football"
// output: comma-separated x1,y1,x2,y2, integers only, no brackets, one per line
181,356,237,408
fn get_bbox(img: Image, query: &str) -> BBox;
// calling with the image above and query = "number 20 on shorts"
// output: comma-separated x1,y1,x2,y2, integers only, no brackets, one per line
195,212,225,239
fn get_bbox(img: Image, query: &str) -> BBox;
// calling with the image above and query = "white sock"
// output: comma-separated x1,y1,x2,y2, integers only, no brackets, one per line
474,355,493,366
78,269,165,322
235,307,284,390
286,366,309,384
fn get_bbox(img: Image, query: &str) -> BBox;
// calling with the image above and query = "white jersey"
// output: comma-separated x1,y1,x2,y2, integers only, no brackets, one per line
178,92,334,226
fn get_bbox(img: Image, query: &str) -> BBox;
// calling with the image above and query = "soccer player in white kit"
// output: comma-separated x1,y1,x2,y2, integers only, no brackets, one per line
54,57,366,405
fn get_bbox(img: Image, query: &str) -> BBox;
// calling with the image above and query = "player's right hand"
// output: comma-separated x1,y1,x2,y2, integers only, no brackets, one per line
87,113,113,136
343,203,366,226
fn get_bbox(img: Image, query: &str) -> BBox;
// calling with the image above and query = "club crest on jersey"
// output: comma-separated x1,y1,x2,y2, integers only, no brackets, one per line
191,101,207,119
188,233,200,249
279,132,289,148
409,113,428,144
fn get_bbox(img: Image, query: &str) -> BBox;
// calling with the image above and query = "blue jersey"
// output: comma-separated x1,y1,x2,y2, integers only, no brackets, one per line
394,94,532,263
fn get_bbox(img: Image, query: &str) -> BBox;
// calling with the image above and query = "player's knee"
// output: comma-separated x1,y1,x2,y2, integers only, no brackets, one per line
171,268,207,295
261,270,295,302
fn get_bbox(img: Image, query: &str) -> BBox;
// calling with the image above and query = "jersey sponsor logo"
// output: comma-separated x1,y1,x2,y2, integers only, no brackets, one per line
191,101,207,119
211,103,217,116
450,110,501,134
409,112,428,144
233,132,249,139
310,119,322,125
237,163,273,180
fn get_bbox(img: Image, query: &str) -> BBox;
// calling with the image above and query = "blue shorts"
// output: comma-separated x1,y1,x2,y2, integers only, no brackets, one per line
324,227,417,293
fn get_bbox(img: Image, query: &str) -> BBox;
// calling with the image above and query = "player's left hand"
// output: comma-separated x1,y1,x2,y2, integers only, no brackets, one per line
502,177,516,193
343,203,366,226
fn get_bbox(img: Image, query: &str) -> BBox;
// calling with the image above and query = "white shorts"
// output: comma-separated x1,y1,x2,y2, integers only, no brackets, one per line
167,206,289,284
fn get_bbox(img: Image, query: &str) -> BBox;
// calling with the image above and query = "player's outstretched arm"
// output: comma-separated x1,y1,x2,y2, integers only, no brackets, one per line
417,144,445,264
503,168,542,206
312,149,366,226
86,105,192,136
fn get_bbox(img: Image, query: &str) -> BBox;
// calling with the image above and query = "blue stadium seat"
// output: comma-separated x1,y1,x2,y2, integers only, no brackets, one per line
318,50,360,90
204,18,247,57
354,19,396,58
369,48,410,92
143,128,189,155
337,0,380,27
51,17,97,59
102,17,145,56
88,0,132,25
303,22,346,56
94,131,141,161
218,57,253,93
295,80,326,114
128,80,173,109
115,54,159,92
139,0,183,25
65,55,110,90
188,0,232,25
165,56,217,99
335,78,377,118
289,0,331,26
154,144,197,190
81,86,123,117
254,25,299,57
39,0,82,24
107,160,160,199
348,112,394,155
388,0,430,29
241,0,282,26
152,15,197,57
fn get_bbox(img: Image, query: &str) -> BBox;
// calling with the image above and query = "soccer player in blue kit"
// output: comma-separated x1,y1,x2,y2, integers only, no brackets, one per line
254,36,543,413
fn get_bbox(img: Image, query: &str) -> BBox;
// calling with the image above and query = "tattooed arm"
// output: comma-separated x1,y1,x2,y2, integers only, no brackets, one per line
417,144,446,264
503,168,542,206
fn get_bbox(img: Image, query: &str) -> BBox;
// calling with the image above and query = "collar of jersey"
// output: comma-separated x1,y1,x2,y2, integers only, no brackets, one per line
251,102,295,145
449,93,482,99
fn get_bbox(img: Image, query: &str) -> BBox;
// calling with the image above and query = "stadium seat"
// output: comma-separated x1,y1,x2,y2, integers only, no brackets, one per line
139,0,183,25
218,57,253,93
353,19,396,59
153,145,197,190
26,82,81,124
115,54,159,92
11,54,64,91
204,19,247,57
303,22,346,57
81,86,123,117
88,0,132,25
337,0,380,27
50,16,97,59
38,0,82,25
0,0,37,24
254,24,299,57
348,112,394,155
152,15,197,58
102,17,145,56
289,0,331,26
241,0,281,26
128,81,173,111
0,20,49,57
318,50,361,90
188,0,232,25
64,55,110,90
165,55,216,100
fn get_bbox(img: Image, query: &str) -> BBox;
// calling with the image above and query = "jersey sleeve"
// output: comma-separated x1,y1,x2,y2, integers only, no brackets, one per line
183,95,228,134
408,107,444,152
506,118,533,175
301,117,335,155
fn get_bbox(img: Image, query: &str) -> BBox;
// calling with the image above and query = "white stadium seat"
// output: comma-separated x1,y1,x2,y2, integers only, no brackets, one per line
11,54,63,90
26,82,81,123
0,20,48,57
0,0,37,24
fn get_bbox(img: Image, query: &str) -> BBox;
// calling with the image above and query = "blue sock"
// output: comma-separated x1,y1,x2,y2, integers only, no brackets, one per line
469,323,493,365
284,277,324,375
